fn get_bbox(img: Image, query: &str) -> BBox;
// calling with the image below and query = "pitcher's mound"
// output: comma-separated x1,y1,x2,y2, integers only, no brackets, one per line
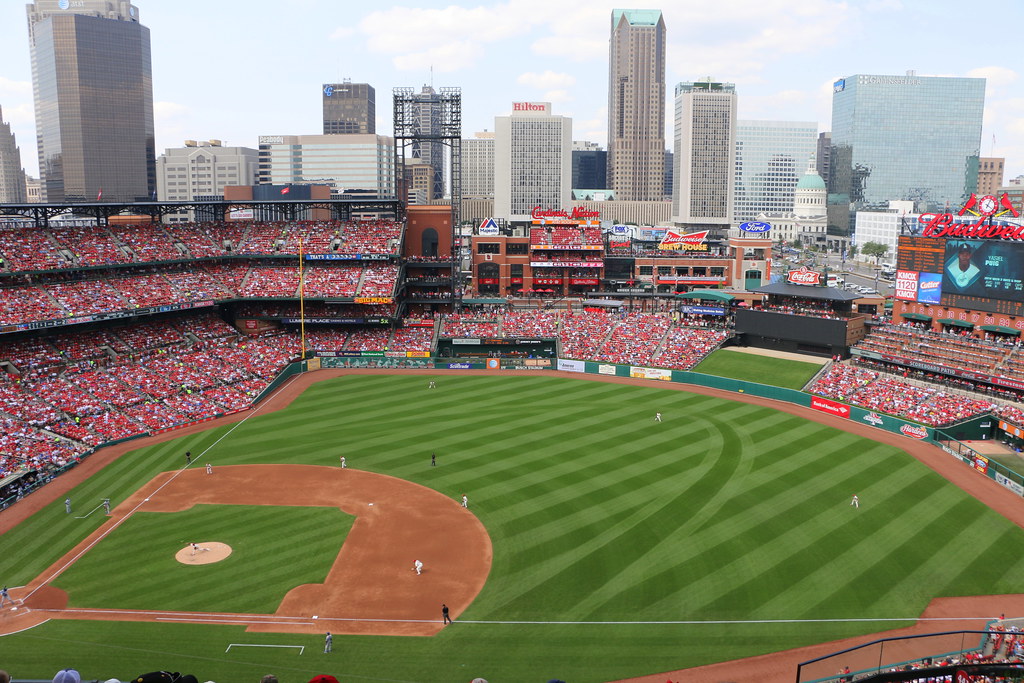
175,542,232,565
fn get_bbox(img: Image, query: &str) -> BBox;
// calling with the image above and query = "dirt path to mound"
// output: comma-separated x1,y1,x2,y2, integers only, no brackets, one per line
2,368,1022,679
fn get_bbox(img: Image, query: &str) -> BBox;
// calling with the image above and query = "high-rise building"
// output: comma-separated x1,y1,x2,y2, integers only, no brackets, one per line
0,106,27,203
407,85,445,200
257,134,395,198
157,140,259,222
672,80,737,229
571,141,607,191
322,82,375,135
27,0,155,203
732,120,817,224
607,9,665,201
462,131,495,199
828,72,985,234
494,102,572,221
977,157,1005,196
816,132,831,185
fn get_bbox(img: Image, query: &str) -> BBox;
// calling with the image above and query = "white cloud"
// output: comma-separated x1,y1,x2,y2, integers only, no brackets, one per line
0,77,32,97
329,26,355,40
517,70,576,90
392,41,484,74
542,88,571,104
154,101,189,120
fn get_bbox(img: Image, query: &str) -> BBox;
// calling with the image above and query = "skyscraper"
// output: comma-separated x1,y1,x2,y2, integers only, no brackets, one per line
409,85,445,200
462,131,495,199
0,106,28,203
494,102,572,221
322,82,375,135
733,120,818,223
672,80,737,229
571,141,607,191
828,72,985,233
27,0,155,203
607,9,666,201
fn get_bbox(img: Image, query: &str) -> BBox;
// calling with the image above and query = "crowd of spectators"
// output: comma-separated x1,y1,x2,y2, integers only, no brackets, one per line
592,312,672,366
653,327,730,370
236,266,300,298
302,266,362,298
559,310,617,360
358,264,399,297
809,363,997,427
109,223,182,262
440,312,501,338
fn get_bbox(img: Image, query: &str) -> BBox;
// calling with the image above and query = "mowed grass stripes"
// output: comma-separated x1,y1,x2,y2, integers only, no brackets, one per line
53,505,352,613
1,374,1023,683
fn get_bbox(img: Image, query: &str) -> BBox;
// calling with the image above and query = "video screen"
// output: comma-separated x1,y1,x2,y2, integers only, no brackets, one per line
940,239,1024,316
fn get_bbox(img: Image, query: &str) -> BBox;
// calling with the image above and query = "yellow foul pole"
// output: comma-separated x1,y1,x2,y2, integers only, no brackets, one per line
298,233,307,360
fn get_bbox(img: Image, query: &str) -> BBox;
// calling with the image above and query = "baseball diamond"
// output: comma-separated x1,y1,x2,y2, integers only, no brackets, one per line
1,369,1022,683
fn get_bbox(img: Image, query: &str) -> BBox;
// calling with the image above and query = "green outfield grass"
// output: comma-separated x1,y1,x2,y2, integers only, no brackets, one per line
2,373,1022,683
692,348,825,389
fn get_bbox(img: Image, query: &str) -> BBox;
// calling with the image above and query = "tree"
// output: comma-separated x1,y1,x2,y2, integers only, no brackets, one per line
860,241,889,264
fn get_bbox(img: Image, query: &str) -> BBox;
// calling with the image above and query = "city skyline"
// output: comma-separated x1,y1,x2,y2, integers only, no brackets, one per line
1,0,1022,184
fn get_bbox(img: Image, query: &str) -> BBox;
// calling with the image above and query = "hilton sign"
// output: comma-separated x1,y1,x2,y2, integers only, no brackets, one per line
513,102,550,114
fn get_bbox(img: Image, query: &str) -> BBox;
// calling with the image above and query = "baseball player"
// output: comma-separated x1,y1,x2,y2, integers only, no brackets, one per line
0,586,10,607
324,631,332,653
461,494,468,508
65,498,71,514
851,494,859,508
442,603,451,624
206,463,213,475
428,380,436,389
340,456,347,469
655,412,662,422
413,559,423,575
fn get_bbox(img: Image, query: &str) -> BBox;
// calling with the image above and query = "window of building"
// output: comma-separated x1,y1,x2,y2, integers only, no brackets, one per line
639,266,653,276
506,242,528,255
477,243,501,254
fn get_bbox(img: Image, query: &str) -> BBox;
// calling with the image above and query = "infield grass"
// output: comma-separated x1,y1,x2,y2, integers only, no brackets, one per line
692,348,824,389
2,373,1022,683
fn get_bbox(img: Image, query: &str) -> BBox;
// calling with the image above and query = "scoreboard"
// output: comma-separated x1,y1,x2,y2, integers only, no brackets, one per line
896,235,1024,317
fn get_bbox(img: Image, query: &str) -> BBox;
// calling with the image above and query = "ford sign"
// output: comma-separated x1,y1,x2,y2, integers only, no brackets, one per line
739,221,771,233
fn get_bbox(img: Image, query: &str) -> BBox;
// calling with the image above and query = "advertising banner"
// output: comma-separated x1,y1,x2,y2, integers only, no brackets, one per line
895,270,919,301
995,472,1024,496
557,359,585,373
486,358,500,370
598,364,617,375
810,396,850,418
679,305,726,315
630,366,671,381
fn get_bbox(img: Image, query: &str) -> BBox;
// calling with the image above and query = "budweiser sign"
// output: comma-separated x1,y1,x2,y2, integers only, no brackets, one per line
919,192,1023,240
658,229,709,251
787,266,822,286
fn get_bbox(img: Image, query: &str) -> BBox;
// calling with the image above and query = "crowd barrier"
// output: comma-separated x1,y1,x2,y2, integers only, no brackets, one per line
934,436,1024,498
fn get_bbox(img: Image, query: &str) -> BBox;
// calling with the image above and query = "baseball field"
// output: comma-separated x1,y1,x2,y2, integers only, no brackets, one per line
1,369,1023,683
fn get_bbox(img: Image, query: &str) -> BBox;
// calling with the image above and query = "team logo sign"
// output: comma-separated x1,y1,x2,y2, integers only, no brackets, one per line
863,412,884,426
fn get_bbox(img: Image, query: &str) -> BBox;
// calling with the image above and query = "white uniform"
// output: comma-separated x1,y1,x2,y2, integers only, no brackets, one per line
461,495,468,508
414,559,423,575
851,495,859,508
655,412,662,422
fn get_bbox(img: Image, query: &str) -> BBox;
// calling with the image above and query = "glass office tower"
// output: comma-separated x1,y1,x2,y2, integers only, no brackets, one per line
733,120,818,224
828,73,985,234
28,1,155,203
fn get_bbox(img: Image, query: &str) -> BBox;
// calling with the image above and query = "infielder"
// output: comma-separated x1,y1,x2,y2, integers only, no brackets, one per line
340,456,346,469
65,498,71,514
413,559,423,575
461,494,469,508
324,631,332,653
0,586,10,607
206,463,213,475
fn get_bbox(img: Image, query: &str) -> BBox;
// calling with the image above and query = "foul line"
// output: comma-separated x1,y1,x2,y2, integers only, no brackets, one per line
73,502,106,520
226,643,304,654
23,372,301,603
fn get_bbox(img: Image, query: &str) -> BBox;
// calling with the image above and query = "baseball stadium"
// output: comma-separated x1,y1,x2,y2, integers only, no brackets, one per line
0,199,1023,683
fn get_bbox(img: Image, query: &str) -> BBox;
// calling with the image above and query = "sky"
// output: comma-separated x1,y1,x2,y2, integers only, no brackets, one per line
2,0,1023,182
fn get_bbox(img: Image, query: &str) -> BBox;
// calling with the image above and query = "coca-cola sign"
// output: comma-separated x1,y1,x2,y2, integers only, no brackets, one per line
787,266,822,286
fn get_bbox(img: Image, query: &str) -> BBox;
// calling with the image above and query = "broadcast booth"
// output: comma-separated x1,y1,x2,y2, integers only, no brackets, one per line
734,267,866,358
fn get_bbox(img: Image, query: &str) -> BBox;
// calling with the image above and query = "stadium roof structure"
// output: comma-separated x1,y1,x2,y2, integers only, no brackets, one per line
901,312,932,321
980,324,1021,336
676,290,736,302
752,282,861,302
938,318,974,328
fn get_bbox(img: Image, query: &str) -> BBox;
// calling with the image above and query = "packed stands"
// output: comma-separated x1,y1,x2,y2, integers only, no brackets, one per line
164,222,224,259
652,327,730,370
529,226,603,248
344,327,390,351
50,225,131,266
500,310,559,338
592,312,671,366
237,266,300,298
0,226,68,271
559,310,616,360
0,284,66,325
440,313,501,338
162,270,232,302
45,279,127,316
109,223,182,262
303,328,351,351
358,264,400,297
389,325,433,352
303,266,362,298
339,219,402,254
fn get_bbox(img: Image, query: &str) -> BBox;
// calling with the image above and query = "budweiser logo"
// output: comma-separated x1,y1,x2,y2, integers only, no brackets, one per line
787,266,822,285
659,230,709,250
900,424,928,439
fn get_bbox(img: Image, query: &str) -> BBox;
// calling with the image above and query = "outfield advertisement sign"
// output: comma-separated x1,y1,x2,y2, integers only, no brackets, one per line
557,359,585,373
630,367,671,381
679,305,726,316
995,472,1024,496
447,362,472,369
810,396,850,418
598,364,617,375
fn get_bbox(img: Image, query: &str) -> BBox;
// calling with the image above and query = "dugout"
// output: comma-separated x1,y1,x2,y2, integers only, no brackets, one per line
436,337,557,359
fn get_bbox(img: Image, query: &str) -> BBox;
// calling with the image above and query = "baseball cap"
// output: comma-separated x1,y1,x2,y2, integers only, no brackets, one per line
309,676,340,683
53,671,81,683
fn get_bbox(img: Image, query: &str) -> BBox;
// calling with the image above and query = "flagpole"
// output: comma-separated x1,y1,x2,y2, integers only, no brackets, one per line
298,234,307,361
